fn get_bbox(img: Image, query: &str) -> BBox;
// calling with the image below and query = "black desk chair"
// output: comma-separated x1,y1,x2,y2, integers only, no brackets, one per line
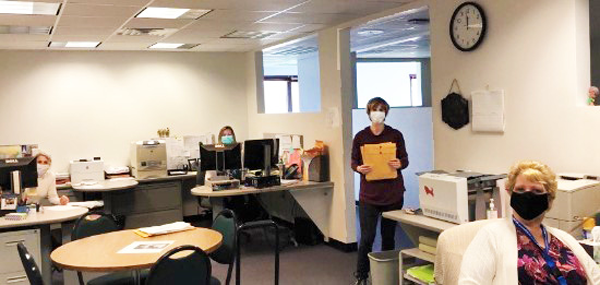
145,245,212,285
17,242,44,285
71,212,147,285
210,209,238,285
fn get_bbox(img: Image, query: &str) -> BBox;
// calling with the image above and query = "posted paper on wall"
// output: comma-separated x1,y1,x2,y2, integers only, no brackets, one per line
471,90,505,132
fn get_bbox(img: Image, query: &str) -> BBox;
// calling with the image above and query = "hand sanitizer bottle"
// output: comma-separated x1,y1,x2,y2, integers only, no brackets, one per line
487,198,498,219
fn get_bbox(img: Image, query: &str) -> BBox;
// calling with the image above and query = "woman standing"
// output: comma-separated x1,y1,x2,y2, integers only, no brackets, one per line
351,97,409,284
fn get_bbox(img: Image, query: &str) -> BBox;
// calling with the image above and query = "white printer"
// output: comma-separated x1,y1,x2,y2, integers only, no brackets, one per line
70,158,105,184
545,177,600,238
130,140,167,179
418,171,506,224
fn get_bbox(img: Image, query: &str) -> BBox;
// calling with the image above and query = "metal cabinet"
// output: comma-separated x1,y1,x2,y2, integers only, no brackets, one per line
0,229,40,285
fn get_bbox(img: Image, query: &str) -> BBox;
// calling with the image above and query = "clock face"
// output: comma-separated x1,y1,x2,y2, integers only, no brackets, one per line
450,2,486,51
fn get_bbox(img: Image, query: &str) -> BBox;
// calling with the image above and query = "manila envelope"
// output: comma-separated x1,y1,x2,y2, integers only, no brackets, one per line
360,142,397,181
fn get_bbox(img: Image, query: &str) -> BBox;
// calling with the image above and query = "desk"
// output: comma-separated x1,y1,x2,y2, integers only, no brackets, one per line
51,228,222,284
382,211,456,284
0,206,88,285
71,178,139,192
191,181,333,240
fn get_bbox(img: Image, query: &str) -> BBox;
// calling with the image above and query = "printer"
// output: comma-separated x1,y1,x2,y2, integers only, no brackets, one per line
130,140,167,179
70,158,105,184
545,177,600,238
418,171,506,224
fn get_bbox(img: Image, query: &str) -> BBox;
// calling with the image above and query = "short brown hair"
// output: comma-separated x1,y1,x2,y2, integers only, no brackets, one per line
366,97,390,116
506,160,557,200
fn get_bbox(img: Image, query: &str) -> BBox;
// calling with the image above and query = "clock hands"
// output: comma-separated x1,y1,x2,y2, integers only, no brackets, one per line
466,15,469,30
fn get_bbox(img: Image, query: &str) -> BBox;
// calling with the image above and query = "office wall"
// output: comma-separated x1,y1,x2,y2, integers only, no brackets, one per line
429,0,595,174
0,51,249,172
246,28,357,244
297,53,321,112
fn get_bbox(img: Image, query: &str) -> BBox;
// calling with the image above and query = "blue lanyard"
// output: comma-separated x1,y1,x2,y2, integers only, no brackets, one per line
513,217,567,285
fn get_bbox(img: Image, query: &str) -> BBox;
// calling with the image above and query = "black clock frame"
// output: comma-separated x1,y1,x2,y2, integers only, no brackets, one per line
449,1,487,52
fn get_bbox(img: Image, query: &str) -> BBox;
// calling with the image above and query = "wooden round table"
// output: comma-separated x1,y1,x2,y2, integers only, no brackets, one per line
51,227,222,283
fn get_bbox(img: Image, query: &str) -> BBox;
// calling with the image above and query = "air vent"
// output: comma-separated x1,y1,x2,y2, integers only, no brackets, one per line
118,28,178,37
222,31,278,39
270,46,318,56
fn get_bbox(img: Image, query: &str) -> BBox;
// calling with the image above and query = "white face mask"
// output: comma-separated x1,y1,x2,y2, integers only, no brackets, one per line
37,165,49,177
369,111,386,124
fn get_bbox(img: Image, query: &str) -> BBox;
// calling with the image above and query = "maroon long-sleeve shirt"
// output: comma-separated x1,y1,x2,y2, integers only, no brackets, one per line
351,125,409,206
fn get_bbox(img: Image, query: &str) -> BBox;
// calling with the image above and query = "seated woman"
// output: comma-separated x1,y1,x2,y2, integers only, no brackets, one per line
218,125,237,145
24,152,69,205
459,160,600,284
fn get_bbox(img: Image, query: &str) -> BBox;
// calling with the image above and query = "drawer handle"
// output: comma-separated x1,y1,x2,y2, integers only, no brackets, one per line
7,275,27,283
5,240,26,247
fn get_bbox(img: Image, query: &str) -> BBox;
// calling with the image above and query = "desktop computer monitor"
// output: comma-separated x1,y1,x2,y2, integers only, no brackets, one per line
0,157,38,193
199,143,242,172
243,139,279,172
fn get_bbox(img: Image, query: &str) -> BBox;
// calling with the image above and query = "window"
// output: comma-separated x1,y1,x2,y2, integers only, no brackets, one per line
356,61,422,108
263,76,299,113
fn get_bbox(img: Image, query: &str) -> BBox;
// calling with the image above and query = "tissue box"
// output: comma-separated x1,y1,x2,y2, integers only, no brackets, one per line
579,239,600,263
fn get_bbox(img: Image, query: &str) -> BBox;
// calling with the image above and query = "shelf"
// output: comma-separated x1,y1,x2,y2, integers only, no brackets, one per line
403,272,432,285
401,248,435,263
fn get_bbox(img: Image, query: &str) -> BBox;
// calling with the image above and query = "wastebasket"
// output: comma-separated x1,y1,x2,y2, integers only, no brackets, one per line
368,249,400,285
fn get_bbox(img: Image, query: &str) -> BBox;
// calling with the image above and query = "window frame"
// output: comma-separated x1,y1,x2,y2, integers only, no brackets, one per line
263,75,298,113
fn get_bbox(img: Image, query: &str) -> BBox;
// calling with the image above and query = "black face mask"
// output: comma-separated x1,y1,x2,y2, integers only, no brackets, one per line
510,191,549,220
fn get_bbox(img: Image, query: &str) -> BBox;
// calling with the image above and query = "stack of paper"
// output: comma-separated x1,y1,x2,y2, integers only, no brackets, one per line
418,236,437,255
134,222,194,238
5,213,28,221
406,264,435,284
68,201,104,209
360,142,397,181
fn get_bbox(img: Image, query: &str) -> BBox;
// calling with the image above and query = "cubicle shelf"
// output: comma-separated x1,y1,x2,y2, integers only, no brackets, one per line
401,248,435,263
403,273,431,285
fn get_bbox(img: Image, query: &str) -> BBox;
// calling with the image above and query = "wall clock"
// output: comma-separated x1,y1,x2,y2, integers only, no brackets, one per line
450,2,487,51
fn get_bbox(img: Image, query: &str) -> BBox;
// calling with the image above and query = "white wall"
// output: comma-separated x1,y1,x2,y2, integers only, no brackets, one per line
429,0,595,174
352,107,433,207
0,51,249,172
297,53,321,112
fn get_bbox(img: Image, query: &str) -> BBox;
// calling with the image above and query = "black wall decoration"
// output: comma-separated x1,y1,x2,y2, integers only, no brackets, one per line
442,79,469,130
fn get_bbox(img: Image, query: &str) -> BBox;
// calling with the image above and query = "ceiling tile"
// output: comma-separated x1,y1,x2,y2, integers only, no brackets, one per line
247,22,303,33
97,42,147,50
0,41,48,49
207,38,272,46
58,15,129,28
51,35,107,41
289,0,403,15
151,0,305,12
106,35,161,43
285,23,326,33
125,18,193,29
61,3,142,17
52,26,115,36
201,10,276,22
0,34,49,42
264,12,356,25
68,0,149,5
0,15,56,26
186,19,246,31
166,29,225,41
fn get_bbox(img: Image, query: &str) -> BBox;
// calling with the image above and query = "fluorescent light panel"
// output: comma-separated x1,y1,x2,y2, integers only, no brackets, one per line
222,31,278,39
0,25,51,35
149,43,184,49
49,41,100,48
0,1,60,15
136,7,212,20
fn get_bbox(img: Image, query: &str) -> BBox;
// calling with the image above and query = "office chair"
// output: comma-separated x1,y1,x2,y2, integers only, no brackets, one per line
210,209,238,285
145,245,213,285
17,242,44,285
236,220,280,285
434,219,495,285
71,211,147,285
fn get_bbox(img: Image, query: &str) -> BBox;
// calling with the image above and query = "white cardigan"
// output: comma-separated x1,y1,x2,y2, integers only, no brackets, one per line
24,171,60,205
459,217,600,284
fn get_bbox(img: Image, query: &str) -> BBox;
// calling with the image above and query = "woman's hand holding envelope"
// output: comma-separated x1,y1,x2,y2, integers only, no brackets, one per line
388,158,401,169
357,165,373,174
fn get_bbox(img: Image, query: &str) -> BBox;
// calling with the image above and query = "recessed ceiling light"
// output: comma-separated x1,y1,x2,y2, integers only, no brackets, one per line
222,31,278,39
118,27,178,37
0,1,60,15
357,29,384,36
149,43,184,49
49,41,100,48
136,7,212,20
0,25,52,35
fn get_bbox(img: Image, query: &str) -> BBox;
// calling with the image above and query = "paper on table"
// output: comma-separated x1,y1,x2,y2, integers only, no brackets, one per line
118,241,174,254
44,205,78,211
68,201,104,209
135,222,194,237
472,90,505,132
361,143,397,181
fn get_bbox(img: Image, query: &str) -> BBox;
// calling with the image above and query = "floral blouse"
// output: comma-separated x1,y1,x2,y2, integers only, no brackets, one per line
516,229,588,284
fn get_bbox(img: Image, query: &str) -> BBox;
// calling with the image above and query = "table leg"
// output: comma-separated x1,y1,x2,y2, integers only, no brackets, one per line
210,197,225,220
132,269,142,285
39,224,52,285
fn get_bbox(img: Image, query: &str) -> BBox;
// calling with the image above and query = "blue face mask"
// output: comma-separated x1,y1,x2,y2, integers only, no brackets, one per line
221,135,234,144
